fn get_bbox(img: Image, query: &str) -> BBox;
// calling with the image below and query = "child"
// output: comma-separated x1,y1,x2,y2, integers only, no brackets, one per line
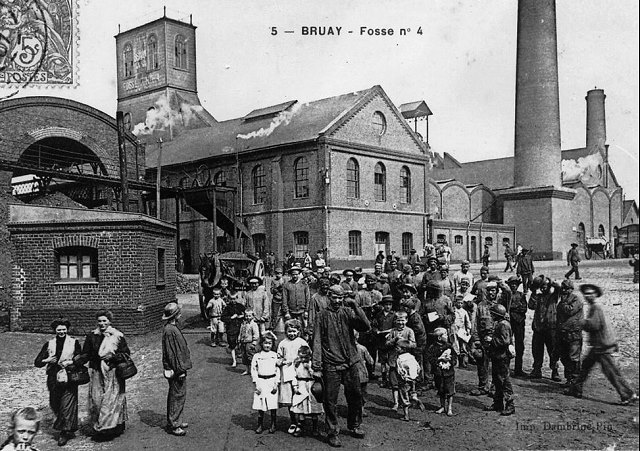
206,288,226,347
221,292,246,367
354,332,374,415
373,296,395,387
426,327,457,416
277,319,309,434
251,332,280,434
453,295,472,368
1,407,41,451
385,311,417,421
396,351,425,417
239,309,260,376
291,346,323,437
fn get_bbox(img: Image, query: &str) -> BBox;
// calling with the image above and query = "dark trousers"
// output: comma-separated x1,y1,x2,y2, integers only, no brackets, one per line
323,365,362,437
270,302,282,330
504,257,514,272
553,332,582,382
573,350,635,400
491,356,513,407
531,329,558,372
565,263,580,279
510,320,525,373
47,377,79,432
520,273,533,293
167,376,187,430
476,342,491,389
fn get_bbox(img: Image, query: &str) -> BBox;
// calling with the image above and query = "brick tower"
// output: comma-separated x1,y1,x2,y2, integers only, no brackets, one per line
115,13,215,143
500,0,575,260
586,88,606,153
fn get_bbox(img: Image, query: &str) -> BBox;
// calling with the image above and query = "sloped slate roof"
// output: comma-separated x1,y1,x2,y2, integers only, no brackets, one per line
399,100,432,118
146,89,372,168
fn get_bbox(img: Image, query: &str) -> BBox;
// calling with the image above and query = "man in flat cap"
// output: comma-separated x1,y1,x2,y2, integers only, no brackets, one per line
282,266,310,326
565,243,582,280
553,279,583,387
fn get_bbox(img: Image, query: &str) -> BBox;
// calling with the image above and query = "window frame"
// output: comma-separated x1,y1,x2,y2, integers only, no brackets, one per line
454,235,464,245
400,166,411,204
294,157,310,199
123,43,134,78
293,231,309,258
56,246,98,282
156,247,166,286
402,232,413,257
485,237,494,246
214,170,227,187
174,35,187,69
346,158,360,199
147,34,159,70
372,111,387,135
374,162,386,202
348,230,362,256
252,165,267,204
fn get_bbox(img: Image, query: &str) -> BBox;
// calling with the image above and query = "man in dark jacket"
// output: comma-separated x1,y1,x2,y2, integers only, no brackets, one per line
564,243,582,280
516,248,535,293
162,303,193,437
553,279,583,386
312,285,370,447
505,276,528,378
485,304,515,415
527,276,560,381
282,266,310,323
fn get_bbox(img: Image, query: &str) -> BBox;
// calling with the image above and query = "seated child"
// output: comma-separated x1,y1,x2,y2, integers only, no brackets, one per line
1,407,41,451
252,332,280,434
426,327,457,416
206,288,227,347
291,346,323,437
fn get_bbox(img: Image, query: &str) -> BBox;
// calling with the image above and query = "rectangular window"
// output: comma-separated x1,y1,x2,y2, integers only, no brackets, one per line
437,234,446,244
454,235,464,245
402,232,413,256
294,232,309,258
157,248,166,285
502,237,510,246
485,237,493,246
348,231,362,256
57,247,98,281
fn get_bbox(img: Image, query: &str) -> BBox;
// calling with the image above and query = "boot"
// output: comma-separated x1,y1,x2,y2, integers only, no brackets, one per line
551,368,561,382
255,414,265,434
483,402,503,412
501,401,515,416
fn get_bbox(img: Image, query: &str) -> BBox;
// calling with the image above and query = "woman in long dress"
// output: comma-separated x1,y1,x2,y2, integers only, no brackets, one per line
34,319,82,447
77,310,130,440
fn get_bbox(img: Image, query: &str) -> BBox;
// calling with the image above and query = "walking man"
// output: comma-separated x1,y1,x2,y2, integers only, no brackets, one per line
162,303,192,437
527,277,560,381
565,243,582,280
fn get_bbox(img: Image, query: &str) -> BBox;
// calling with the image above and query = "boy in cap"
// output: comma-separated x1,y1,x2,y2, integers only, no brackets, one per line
162,303,192,436
485,304,515,415
426,327,456,416
373,295,395,387
565,243,582,280
282,266,310,326
565,284,638,405
341,269,359,294
453,261,475,295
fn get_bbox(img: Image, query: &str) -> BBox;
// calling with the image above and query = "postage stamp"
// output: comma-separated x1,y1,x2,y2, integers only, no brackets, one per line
0,0,78,91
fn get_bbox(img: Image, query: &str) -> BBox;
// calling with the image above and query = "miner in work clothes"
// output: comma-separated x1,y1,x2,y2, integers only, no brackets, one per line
564,243,582,280
485,304,515,415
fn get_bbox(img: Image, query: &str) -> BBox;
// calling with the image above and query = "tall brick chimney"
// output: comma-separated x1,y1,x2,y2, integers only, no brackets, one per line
586,88,606,152
513,0,562,188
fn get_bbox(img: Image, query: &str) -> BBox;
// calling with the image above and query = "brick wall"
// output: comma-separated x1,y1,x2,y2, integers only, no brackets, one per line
8,206,176,335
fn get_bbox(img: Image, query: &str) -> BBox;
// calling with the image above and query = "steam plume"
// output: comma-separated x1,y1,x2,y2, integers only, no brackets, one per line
237,102,302,140
562,153,603,183
132,95,203,136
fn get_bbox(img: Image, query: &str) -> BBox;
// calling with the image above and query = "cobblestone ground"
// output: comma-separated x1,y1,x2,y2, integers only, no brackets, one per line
0,260,638,450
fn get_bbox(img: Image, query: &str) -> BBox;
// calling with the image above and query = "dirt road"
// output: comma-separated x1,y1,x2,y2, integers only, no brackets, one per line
0,260,638,450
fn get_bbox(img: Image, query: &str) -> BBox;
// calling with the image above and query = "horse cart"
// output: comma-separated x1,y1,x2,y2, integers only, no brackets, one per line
584,236,610,260
198,252,265,318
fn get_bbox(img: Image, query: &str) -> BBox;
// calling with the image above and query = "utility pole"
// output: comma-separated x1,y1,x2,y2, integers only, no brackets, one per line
116,111,129,211
156,138,163,219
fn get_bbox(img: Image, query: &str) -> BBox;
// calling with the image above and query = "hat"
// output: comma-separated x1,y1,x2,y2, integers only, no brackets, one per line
374,263,383,269
401,298,416,310
343,269,354,276
579,284,602,297
427,256,439,263
288,265,302,274
490,304,507,318
328,285,346,297
401,283,417,294
247,276,262,284
50,318,71,330
354,267,363,273
410,249,417,253
433,327,448,337
506,275,520,285
379,273,389,280
486,281,498,289
571,243,579,247
488,275,501,282
274,267,283,273
365,274,377,283
561,279,574,290
162,302,181,320
380,295,394,305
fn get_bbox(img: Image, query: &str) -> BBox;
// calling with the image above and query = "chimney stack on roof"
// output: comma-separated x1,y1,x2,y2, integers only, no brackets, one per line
586,88,606,153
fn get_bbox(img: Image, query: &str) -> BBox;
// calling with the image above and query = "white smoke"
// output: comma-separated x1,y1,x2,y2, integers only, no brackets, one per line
237,102,303,140
562,153,603,183
132,95,204,136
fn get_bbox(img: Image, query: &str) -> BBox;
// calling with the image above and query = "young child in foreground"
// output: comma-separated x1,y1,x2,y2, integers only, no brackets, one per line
1,407,41,451
251,332,280,434
239,309,260,376
385,311,418,421
277,319,309,434
206,288,226,347
290,346,323,437
354,332,375,415
426,327,457,416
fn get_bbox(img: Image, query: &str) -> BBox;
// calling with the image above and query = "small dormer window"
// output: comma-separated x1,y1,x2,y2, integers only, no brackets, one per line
372,111,387,135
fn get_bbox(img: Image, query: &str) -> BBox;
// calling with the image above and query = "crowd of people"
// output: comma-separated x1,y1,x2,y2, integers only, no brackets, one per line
4,244,638,450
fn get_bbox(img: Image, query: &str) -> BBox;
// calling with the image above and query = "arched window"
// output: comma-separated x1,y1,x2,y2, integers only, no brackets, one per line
214,170,227,186
175,35,187,69
147,35,158,70
374,162,386,201
346,158,360,198
348,231,362,256
402,232,413,256
400,166,411,203
123,43,133,77
252,165,266,204
598,224,605,238
294,157,309,198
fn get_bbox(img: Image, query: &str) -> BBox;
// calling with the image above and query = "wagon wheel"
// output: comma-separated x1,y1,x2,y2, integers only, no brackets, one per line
584,246,593,260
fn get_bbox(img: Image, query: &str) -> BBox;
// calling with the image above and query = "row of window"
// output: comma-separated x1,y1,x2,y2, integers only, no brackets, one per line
122,34,187,78
439,235,509,247
348,159,411,203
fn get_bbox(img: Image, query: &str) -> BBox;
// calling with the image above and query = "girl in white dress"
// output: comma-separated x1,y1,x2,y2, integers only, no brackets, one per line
251,332,279,434
291,346,323,437
277,319,309,434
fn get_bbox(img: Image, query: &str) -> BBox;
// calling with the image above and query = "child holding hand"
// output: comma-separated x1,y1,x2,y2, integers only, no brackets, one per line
290,346,323,437
251,332,280,434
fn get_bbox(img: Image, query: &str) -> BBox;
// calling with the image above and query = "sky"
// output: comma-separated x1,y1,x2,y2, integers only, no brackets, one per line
2,0,638,200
